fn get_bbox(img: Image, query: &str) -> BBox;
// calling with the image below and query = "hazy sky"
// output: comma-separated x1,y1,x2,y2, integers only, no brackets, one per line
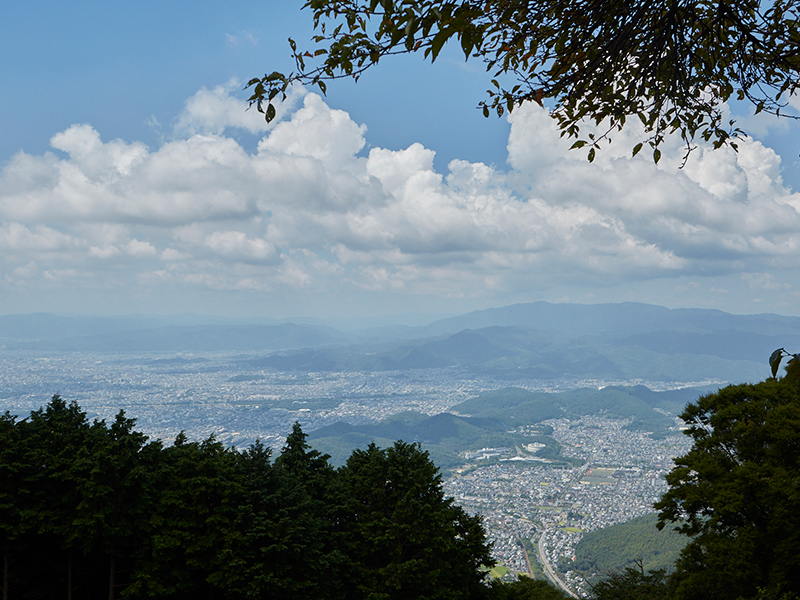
2,0,800,319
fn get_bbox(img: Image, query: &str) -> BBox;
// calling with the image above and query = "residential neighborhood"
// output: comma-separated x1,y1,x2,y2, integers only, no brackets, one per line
1,350,696,596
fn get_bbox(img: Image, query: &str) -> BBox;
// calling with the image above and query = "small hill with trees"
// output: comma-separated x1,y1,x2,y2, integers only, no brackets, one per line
572,513,687,578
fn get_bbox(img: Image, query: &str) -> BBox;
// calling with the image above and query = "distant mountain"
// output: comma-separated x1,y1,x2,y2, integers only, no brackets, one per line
616,329,800,363
0,313,156,342
0,312,284,342
415,302,800,338
66,323,343,352
250,324,771,382
2,302,796,382
417,302,679,337
246,302,798,381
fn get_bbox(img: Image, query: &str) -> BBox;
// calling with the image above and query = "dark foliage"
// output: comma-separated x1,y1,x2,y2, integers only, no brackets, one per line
487,577,570,600
655,359,800,600
589,561,670,600
571,513,686,577
248,0,800,162
0,396,497,600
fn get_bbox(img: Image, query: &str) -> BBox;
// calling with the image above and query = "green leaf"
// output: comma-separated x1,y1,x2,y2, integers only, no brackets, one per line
653,148,662,164
430,30,449,61
251,0,792,163
632,142,643,157
770,348,785,378
460,31,473,57
587,148,596,162
266,104,277,123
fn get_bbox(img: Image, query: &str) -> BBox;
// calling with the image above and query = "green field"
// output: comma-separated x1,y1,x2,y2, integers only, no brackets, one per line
483,565,512,579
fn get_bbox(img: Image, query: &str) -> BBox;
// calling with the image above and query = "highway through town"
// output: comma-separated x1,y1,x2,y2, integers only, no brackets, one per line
537,536,578,598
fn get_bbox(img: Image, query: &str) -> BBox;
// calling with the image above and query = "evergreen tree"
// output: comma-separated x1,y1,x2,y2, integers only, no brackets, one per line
19,396,93,599
210,440,280,600
268,423,347,600
69,411,156,599
589,562,670,600
1,406,497,600
0,412,24,600
339,440,492,600
128,433,242,599
486,577,570,600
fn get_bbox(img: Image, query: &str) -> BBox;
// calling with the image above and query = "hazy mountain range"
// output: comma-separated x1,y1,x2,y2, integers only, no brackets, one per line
3,301,798,382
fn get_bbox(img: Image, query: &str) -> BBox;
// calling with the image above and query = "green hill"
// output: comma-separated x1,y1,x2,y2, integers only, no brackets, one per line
572,513,688,577
450,387,563,425
308,411,525,469
451,385,712,437
309,384,707,469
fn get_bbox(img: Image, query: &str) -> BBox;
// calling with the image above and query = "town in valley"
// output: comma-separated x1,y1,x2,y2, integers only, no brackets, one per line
2,350,701,596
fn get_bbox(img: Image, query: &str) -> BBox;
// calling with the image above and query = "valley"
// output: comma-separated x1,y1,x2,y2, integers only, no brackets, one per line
2,300,789,595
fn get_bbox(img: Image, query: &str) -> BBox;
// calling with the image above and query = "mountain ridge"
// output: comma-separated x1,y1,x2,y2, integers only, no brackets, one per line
2,301,794,382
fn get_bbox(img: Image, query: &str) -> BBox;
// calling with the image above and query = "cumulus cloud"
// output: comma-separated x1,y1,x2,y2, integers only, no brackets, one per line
174,80,301,137
127,239,158,257
1,85,799,315
259,93,367,170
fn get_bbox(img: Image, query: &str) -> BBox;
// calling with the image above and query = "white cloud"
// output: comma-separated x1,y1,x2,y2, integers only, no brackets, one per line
205,230,278,263
225,32,257,48
1,86,800,315
0,222,76,252
742,272,791,291
258,93,367,170
160,247,190,262
88,245,120,259
127,239,158,257
174,80,301,137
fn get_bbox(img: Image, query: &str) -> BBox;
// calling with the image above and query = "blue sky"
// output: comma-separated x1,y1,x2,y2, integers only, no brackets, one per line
2,1,800,320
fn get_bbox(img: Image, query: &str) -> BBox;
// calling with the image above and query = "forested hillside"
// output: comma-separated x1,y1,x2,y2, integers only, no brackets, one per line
307,384,707,470
572,513,687,578
0,396,573,600
0,397,494,599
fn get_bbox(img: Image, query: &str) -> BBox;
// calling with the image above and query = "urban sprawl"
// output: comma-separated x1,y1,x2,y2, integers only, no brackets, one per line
1,351,695,597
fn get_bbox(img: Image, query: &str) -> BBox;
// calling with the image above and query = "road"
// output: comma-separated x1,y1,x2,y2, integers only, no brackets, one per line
537,534,578,598
533,465,588,598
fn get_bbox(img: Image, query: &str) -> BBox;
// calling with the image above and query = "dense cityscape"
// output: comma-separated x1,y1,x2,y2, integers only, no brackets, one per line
445,416,691,596
1,350,697,597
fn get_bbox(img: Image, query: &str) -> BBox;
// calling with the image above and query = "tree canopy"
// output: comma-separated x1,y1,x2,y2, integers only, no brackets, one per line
589,561,670,600
4,396,572,600
248,0,799,163
655,355,800,600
